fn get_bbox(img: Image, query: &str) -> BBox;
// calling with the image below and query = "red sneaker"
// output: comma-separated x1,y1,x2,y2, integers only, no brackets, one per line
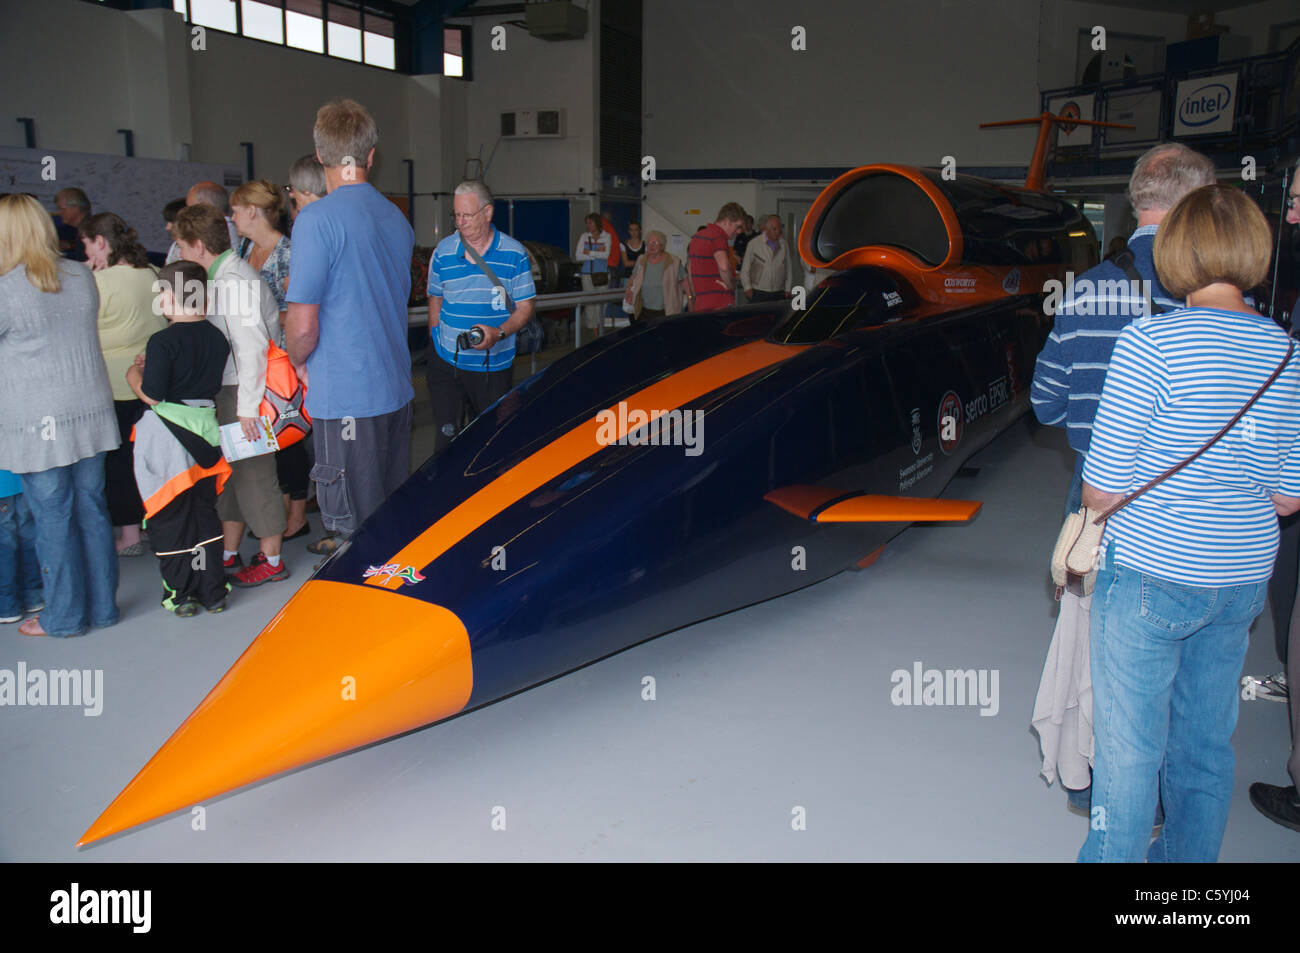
223,553,244,575
231,552,290,588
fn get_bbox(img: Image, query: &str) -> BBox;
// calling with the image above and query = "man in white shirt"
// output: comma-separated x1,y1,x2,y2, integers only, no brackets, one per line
741,215,793,302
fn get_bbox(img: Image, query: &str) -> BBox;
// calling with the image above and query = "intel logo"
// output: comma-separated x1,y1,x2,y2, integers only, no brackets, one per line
1178,83,1232,127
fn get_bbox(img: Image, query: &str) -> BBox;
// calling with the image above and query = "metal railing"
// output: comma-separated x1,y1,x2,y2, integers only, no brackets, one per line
1040,37,1300,179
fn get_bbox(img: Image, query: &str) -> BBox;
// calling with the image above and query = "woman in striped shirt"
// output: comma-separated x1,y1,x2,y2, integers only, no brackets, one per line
1078,185,1300,862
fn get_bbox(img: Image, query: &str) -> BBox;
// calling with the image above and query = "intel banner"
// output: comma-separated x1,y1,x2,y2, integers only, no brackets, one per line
1173,72,1237,136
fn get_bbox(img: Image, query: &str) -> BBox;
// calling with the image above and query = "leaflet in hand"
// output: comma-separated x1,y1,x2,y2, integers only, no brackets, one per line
220,417,279,461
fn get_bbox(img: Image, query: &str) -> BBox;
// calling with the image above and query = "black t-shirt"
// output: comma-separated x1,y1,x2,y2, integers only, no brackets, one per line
141,320,230,404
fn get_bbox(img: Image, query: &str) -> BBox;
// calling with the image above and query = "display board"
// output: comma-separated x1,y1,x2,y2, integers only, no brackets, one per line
0,147,242,254
1173,72,1238,137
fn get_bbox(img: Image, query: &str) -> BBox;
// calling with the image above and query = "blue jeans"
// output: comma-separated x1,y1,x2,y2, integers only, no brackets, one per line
20,454,120,637
1079,546,1265,862
0,493,42,617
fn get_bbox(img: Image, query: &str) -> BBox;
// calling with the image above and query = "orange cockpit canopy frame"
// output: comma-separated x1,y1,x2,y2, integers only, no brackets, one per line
798,164,966,276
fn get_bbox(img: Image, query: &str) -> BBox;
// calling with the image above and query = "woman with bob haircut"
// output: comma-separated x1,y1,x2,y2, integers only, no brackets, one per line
0,194,120,637
1077,184,1300,862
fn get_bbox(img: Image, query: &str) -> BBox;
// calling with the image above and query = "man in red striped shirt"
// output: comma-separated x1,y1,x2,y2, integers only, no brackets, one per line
687,202,746,312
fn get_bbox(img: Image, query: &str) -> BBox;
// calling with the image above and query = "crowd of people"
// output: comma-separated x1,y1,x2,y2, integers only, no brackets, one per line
1032,143,1300,857
0,99,413,630
3,97,1297,857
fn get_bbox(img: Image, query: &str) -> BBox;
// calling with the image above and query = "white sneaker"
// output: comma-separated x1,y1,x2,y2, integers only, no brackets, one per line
0,613,22,624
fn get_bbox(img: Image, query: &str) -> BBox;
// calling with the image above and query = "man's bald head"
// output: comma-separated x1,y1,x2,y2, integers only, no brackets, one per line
762,215,781,240
186,181,229,214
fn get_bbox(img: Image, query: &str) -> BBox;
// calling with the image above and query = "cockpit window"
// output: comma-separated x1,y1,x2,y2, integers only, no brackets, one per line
770,269,906,344
815,174,950,266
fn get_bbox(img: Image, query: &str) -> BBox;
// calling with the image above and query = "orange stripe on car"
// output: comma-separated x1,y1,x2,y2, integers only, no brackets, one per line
368,340,807,589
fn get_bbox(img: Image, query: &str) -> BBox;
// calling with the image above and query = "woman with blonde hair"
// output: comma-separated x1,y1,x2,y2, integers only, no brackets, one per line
79,211,165,555
230,179,309,540
1079,184,1300,861
0,194,120,637
623,229,685,320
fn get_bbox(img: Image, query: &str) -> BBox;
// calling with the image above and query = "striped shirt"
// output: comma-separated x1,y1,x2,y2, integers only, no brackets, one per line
688,222,732,312
1083,307,1300,585
1031,227,1180,452
428,229,536,373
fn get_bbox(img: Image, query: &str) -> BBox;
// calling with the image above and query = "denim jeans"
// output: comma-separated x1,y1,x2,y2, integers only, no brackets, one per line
19,454,120,637
1080,546,1265,862
0,493,42,617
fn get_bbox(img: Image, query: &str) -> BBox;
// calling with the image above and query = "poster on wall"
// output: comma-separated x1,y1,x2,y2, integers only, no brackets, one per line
1173,72,1238,137
1104,88,1163,144
0,147,242,254
1047,94,1095,148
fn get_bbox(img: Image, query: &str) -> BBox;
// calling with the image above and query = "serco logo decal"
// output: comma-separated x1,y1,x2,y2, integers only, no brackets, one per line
1178,83,1232,127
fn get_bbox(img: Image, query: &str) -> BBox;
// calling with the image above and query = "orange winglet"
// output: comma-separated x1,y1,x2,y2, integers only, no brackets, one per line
817,494,981,523
766,486,981,523
77,580,473,847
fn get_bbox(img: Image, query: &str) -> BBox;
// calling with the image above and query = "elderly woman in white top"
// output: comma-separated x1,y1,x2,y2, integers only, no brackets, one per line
623,230,685,320
0,194,120,637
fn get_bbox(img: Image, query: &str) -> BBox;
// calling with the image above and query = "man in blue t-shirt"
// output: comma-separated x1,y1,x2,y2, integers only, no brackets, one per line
285,99,415,555
425,180,536,455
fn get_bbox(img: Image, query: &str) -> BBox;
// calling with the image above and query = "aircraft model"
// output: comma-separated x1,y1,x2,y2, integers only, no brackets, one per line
79,118,1101,846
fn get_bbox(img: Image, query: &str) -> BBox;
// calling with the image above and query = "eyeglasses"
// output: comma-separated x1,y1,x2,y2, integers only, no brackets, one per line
453,203,489,223
1287,194,1300,210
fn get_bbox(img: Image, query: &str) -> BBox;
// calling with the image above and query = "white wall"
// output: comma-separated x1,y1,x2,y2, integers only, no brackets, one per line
452,2,598,200
644,0,1043,173
0,0,135,155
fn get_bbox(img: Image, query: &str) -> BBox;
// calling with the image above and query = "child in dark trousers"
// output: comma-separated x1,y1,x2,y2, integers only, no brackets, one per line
126,261,232,617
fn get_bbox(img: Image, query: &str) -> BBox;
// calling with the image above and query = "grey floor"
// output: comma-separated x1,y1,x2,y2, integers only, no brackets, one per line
3,399,1297,861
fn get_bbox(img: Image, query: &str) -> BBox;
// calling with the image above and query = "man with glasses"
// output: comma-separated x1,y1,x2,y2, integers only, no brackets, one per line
424,180,536,455
286,154,326,223
54,187,91,261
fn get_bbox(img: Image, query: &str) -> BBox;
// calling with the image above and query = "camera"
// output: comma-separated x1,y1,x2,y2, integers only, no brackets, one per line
456,326,485,350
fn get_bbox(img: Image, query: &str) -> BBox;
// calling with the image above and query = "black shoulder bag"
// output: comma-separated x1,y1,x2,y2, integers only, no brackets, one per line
461,241,546,357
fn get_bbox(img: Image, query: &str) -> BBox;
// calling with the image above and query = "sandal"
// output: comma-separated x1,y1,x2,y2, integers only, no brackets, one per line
307,533,341,555
18,616,48,637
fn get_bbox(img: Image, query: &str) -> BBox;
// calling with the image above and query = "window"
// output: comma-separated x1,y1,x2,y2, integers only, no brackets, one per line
241,0,283,44
364,14,395,70
189,0,236,33
327,3,362,63
444,26,464,77
444,25,470,79
157,0,398,71
286,0,324,53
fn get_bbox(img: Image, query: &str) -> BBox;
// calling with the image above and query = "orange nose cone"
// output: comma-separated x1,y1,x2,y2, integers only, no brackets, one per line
77,580,473,847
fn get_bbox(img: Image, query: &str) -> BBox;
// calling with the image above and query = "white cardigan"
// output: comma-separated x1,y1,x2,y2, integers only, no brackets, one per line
208,252,280,418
